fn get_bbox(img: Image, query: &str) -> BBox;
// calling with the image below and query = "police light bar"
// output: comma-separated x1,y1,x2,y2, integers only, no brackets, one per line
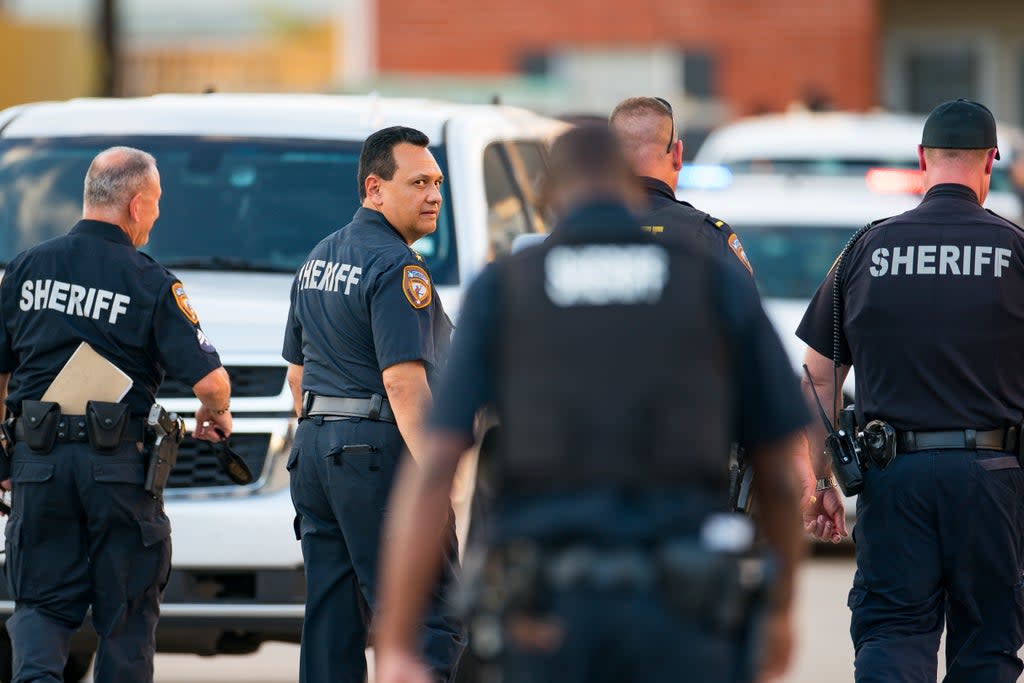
677,164,733,191
865,168,925,195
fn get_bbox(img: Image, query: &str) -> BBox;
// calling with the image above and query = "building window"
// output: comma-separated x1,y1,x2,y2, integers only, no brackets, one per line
905,49,978,114
519,51,550,78
680,50,716,99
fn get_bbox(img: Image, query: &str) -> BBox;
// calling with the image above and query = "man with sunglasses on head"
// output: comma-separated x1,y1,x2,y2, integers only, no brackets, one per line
610,97,753,276
611,98,817,519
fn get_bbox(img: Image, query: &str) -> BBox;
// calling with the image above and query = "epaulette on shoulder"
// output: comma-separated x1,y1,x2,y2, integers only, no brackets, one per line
986,208,1024,231
704,214,730,233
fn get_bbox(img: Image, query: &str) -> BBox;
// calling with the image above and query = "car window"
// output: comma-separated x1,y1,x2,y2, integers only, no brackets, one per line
482,143,532,260
739,224,858,299
0,136,459,284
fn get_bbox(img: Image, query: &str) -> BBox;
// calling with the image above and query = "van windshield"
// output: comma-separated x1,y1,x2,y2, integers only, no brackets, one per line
0,137,458,283
740,224,857,299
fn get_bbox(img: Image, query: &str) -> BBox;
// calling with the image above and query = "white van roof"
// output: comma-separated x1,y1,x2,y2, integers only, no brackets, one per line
0,93,557,142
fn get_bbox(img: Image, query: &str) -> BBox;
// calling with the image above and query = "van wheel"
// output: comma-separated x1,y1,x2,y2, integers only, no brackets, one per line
63,651,93,682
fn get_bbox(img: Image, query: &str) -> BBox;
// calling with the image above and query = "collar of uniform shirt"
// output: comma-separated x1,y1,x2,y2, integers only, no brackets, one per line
70,219,134,247
923,182,982,205
352,206,410,245
640,176,676,200
550,199,642,244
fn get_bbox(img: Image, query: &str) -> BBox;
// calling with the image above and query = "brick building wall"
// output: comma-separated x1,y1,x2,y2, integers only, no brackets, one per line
377,0,880,116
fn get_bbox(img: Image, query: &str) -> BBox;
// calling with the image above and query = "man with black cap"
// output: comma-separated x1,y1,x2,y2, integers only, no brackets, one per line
798,98,1024,682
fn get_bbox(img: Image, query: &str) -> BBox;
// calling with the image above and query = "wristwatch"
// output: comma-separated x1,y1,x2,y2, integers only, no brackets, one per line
816,475,836,492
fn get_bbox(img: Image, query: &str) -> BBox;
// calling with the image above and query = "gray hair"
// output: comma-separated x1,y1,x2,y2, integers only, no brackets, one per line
83,146,158,208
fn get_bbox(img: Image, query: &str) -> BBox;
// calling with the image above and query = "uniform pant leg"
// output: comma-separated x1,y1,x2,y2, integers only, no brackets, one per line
325,419,463,682
940,453,1024,683
290,420,368,683
848,452,945,683
5,445,91,683
79,443,171,683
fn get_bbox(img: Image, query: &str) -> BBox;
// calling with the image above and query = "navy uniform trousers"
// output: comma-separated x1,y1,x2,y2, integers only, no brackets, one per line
288,417,464,683
850,448,1024,683
4,441,171,683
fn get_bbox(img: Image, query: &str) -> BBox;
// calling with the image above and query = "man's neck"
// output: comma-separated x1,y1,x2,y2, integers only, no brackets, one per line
82,210,133,238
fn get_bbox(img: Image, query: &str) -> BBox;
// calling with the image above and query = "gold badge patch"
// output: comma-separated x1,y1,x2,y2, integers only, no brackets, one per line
402,265,432,309
728,233,754,274
171,281,200,324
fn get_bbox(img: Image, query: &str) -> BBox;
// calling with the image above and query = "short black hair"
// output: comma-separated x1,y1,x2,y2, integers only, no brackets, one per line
357,126,431,200
546,123,630,188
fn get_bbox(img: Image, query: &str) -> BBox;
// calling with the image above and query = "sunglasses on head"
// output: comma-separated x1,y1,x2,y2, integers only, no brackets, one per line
654,97,676,154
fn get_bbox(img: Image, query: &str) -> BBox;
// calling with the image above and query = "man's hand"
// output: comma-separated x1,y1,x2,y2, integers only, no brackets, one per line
803,486,847,543
193,405,231,442
758,609,795,681
375,648,432,683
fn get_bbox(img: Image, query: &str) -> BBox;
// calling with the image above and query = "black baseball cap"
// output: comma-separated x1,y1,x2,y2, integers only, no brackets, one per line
921,98,1000,160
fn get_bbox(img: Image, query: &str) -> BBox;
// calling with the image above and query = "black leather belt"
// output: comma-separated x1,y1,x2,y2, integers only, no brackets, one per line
13,415,146,444
305,394,395,423
897,426,1018,453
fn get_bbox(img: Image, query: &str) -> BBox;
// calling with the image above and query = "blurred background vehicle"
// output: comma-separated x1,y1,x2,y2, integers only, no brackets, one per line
690,110,1023,222
678,173,929,534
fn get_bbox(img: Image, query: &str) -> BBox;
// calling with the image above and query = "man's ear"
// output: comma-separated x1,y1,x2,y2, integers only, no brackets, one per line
364,175,382,204
984,148,996,175
128,193,142,222
917,144,927,172
673,139,684,172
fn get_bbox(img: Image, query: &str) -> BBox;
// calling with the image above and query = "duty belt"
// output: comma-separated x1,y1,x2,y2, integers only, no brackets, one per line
14,415,146,444
304,394,395,423
897,426,1021,470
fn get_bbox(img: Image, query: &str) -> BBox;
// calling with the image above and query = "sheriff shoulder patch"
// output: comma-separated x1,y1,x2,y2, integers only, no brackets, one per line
727,233,754,275
172,281,200,324
402,265,432,309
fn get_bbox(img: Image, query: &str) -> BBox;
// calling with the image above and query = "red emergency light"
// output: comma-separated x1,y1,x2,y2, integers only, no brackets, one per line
865,168,925,195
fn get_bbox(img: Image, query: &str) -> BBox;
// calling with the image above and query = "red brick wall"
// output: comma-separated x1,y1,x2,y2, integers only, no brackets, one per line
377,0,879,115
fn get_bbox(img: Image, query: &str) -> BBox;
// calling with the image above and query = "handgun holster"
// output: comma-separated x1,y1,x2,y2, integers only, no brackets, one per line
86,401,130,452
20,400,61,454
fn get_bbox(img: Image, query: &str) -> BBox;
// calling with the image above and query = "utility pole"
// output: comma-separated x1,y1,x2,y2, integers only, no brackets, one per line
97,0,120,97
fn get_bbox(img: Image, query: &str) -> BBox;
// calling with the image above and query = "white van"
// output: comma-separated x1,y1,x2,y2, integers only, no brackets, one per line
0,94,566,680
691,110,1023,222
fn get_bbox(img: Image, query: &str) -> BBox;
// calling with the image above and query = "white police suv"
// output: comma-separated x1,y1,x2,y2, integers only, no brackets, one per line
0,94,565,680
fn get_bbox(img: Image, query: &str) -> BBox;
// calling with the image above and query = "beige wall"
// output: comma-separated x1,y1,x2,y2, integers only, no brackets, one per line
0,16,95,110
121,22,338,96
881,0,1024,124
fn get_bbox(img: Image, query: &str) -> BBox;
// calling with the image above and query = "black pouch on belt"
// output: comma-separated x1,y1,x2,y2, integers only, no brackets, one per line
20,400,61,453
86,401,129,452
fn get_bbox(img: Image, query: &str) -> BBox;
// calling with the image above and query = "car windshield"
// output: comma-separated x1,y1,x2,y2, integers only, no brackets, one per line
0,136,458,283
721,157,1016,193
740,224,857,299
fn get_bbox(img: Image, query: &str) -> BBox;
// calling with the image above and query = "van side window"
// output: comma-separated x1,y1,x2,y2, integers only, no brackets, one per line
483,143,531,260
512,141,551,233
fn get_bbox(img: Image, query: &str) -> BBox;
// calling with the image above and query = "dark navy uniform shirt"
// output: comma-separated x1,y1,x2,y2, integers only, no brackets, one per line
641,177,754,276
433,200,804,449
0,219,223,416
797,183,1024,432
282,207,452,397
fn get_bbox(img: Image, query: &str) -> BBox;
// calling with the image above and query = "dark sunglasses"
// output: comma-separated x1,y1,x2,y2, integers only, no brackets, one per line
654,97,676,154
